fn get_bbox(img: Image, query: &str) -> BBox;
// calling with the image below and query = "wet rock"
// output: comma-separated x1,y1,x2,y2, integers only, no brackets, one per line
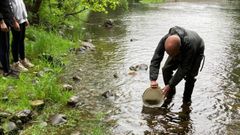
67,95,80,107
77,68,83,72
7,122,18,134
30,100,45,111
103,19,114,28
138,64,148,70
50,114,67,125
63,84,73,91
81,41,96,51
129,64,148,71
15,110,32,124
128,71,137,76
73,75,81,82
15,120,23,130
75,47,86,54
0,112,12,119
102,91,114,98
113,73,118,78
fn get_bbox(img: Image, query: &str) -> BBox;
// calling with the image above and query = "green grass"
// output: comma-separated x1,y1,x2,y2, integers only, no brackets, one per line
0,27,74,112
0,13,109,134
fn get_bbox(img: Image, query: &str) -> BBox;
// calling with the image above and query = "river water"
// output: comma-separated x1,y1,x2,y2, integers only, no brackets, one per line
66,0,240,134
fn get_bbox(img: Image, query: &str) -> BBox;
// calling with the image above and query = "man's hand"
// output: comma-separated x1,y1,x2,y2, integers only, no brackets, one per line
150,81,158,88
0,20,9,32
162,85,171,97
13,20,20,31
25,20,30,27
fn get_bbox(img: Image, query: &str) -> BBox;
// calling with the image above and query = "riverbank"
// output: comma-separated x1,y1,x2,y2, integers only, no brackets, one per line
0,10,111,134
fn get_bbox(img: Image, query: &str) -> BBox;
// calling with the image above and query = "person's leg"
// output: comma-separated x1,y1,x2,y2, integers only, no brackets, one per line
183,44,205,103
162,56,179,97
11,24,28,72
0,31,10,73
19,22,34,68
11,26,21,63
19,23,25,60
183,76,196,103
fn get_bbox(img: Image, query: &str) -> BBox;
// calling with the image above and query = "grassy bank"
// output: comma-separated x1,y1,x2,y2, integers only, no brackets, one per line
0,11,109,134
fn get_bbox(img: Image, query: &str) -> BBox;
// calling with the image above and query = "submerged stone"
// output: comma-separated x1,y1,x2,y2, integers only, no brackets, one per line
67,95,81,107
102,91,114,98
103,19,114,28
113,73,118,78
63,84,73,91
129,64,148,71
73,75,81,82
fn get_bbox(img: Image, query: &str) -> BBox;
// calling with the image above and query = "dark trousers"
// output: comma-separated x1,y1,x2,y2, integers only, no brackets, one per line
11,22,26,62
0,30,10,73
162,45,205,101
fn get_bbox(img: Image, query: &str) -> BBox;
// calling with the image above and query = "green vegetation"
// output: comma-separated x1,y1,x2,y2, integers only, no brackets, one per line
0,26,75,112
1,0,163,134
140,0,165,3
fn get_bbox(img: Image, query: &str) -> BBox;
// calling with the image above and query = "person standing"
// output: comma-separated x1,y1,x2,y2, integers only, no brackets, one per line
0,0,20,77
150,26,205,105
10,0,34,72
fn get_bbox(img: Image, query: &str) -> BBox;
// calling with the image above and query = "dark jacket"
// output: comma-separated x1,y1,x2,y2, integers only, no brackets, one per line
150,26,204,88
0,0,14,26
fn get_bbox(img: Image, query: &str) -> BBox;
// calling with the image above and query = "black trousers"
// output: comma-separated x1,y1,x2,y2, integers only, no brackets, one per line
11,22,26,62
0,30,10,73
162,45,205,101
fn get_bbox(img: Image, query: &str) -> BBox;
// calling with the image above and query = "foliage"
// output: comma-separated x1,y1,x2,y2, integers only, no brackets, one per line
140,0,165,3
24,0,124,27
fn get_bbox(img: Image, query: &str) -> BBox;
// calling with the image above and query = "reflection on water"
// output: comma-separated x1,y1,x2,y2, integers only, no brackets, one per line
142,103,192,134
65,0,240,134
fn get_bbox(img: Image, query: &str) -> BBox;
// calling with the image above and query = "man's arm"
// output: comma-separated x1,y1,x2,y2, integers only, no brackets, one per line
149,34,168,81
168,46,195,88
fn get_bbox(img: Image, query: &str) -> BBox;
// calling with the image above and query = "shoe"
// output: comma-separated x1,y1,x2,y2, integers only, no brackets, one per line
3,69,19,78
20,58,34,68
12,61,28,72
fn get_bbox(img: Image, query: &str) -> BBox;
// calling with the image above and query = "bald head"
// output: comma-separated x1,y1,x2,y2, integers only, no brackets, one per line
164,35,181,57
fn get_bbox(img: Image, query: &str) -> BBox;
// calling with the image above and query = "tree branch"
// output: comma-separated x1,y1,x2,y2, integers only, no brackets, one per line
64,7,86,17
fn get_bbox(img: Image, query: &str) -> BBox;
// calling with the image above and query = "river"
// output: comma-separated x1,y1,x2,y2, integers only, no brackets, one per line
65,0,240,134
